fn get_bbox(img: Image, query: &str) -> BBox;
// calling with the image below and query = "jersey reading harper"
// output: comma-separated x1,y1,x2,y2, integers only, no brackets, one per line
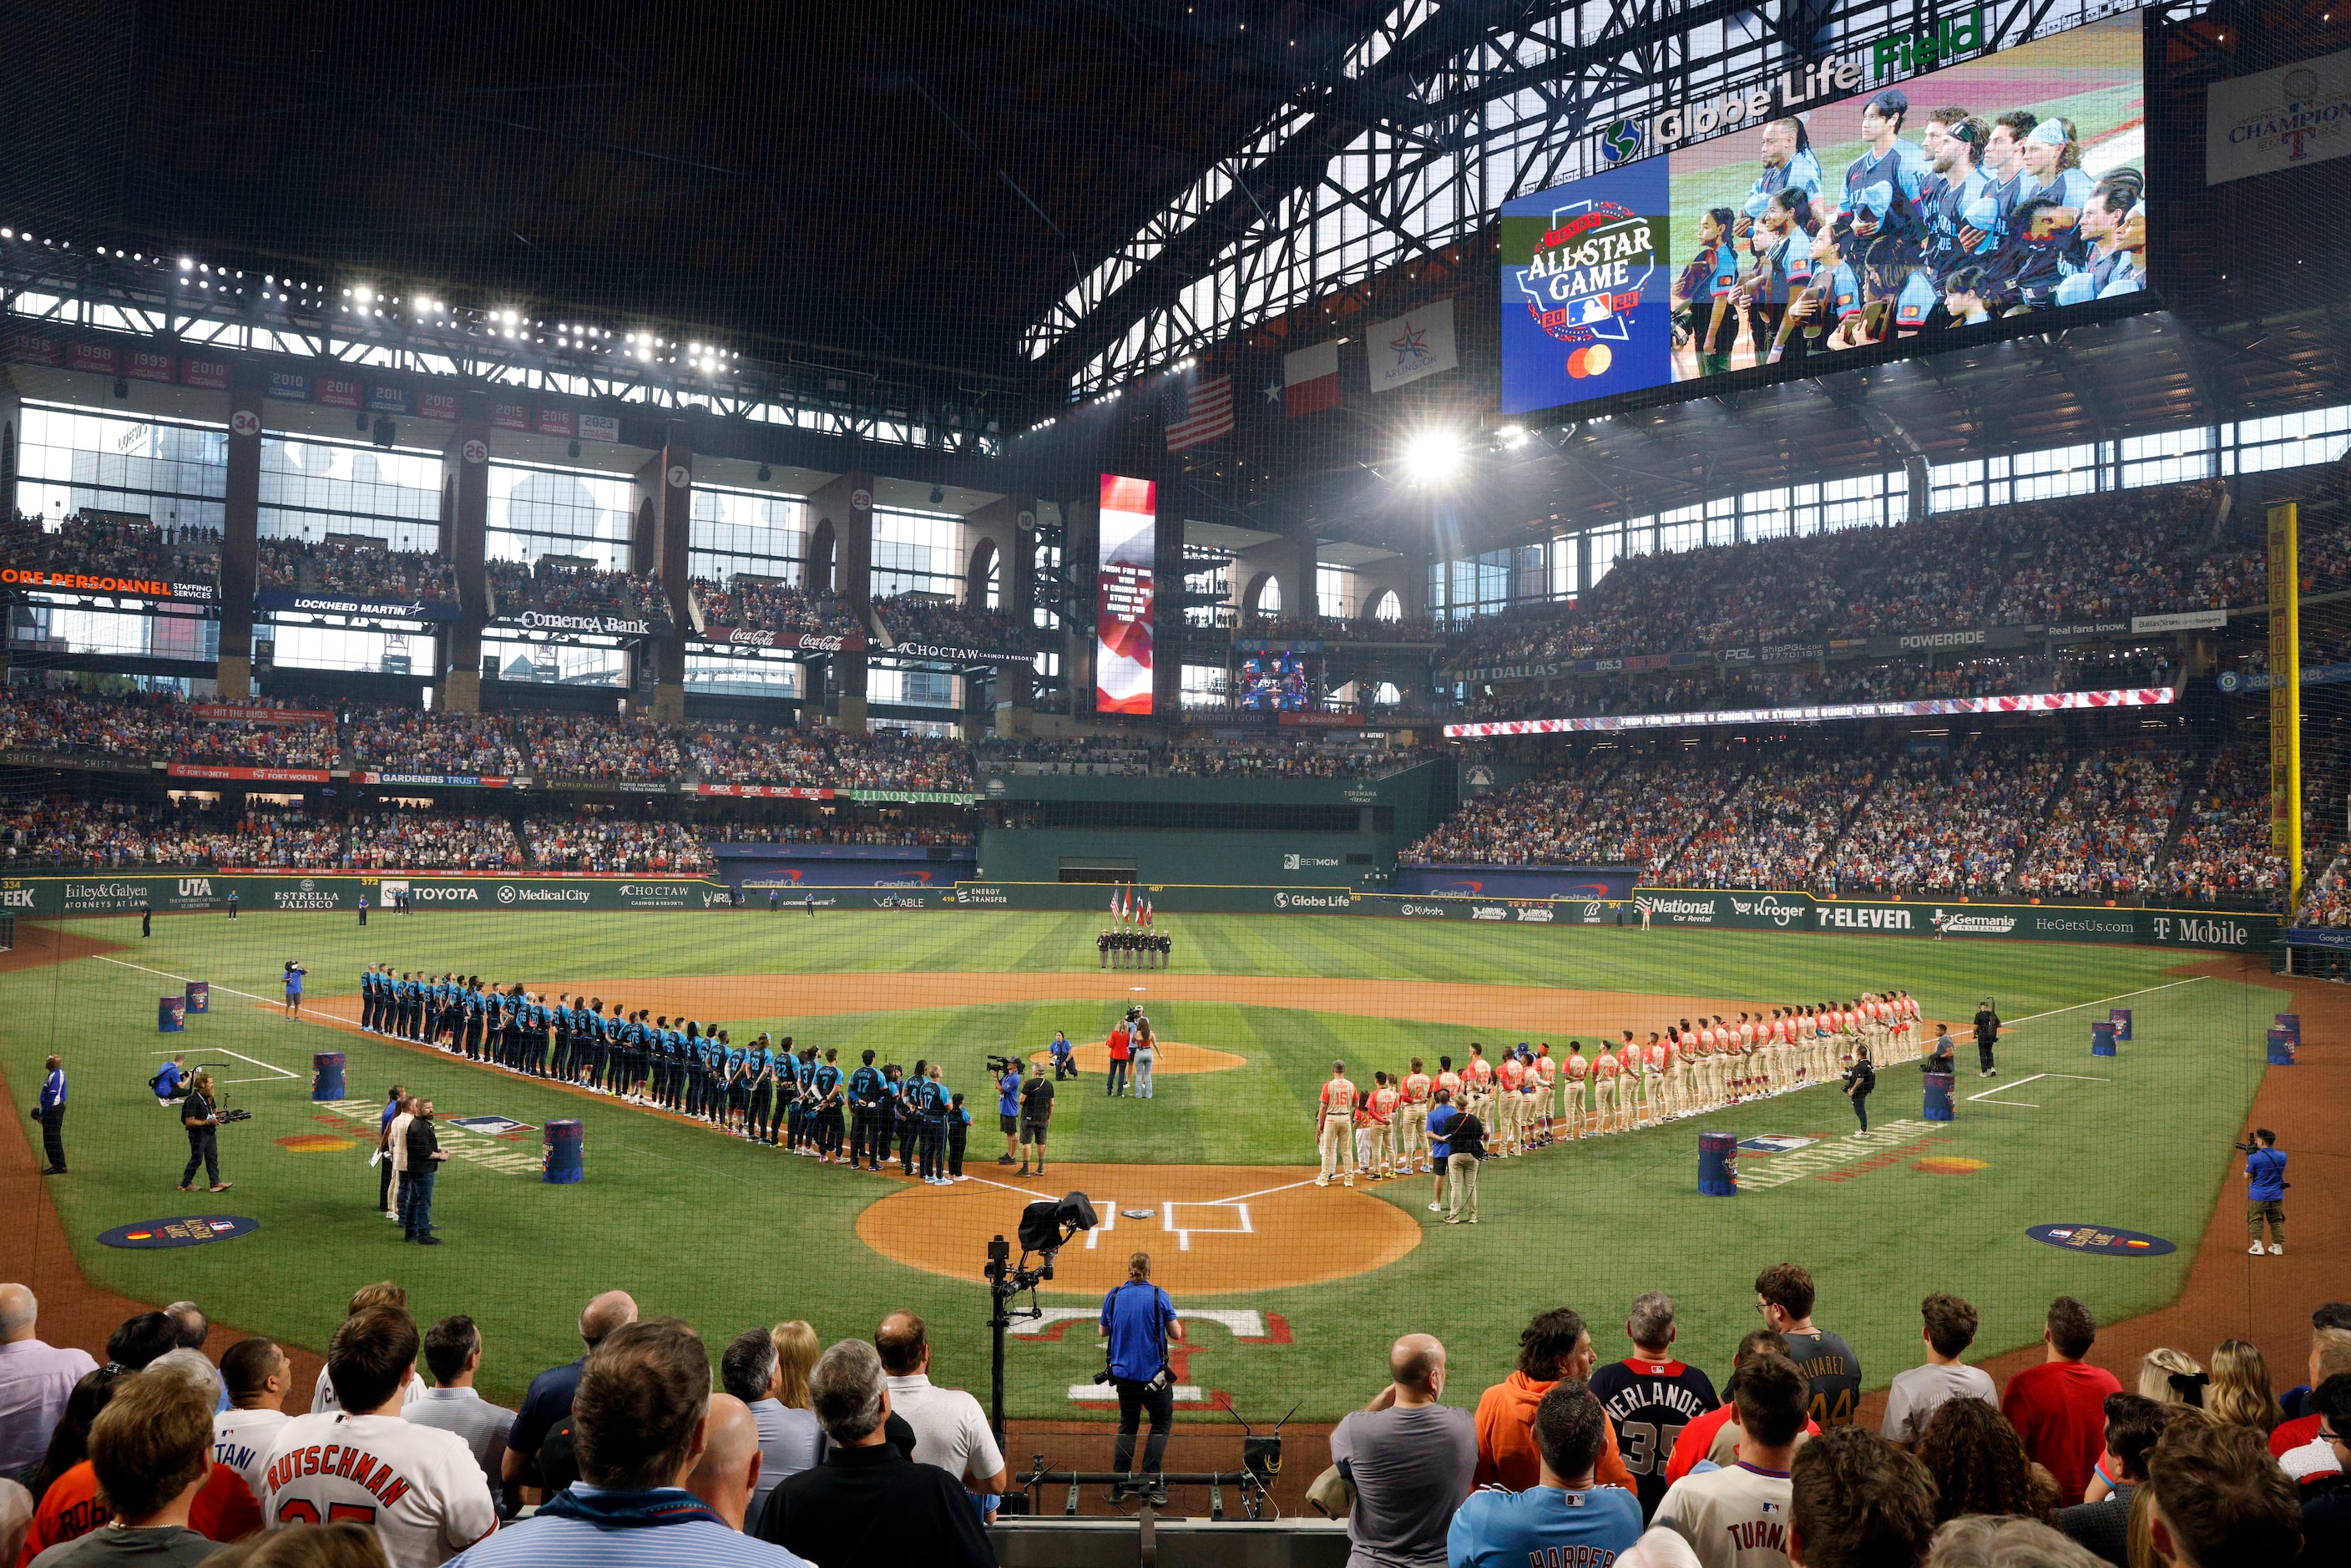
1586,1357,1722,1519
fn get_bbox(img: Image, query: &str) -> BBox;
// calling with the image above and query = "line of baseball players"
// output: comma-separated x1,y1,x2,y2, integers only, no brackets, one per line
1312,992,1924,1186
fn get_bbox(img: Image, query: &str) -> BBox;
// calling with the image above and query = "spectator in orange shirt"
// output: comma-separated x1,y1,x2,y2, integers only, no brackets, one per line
1473,1308,1636,1493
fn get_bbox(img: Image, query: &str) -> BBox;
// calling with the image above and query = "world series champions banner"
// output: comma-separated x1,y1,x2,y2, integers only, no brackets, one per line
1095,473,1156,716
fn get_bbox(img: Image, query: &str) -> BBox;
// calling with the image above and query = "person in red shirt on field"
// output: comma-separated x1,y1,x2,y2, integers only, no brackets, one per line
2001,1295,2123,1505
1105,1014,1133,1098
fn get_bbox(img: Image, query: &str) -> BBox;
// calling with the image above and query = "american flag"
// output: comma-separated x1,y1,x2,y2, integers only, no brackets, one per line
1165,374,1234,453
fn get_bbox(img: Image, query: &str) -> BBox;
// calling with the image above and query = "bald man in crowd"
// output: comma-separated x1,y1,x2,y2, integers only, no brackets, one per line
503,1290,638,1502
1328,1334,1479,1568
687,1393,766,1530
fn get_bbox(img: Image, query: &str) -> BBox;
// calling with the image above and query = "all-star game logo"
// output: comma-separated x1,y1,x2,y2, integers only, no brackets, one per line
1516,199,1657,381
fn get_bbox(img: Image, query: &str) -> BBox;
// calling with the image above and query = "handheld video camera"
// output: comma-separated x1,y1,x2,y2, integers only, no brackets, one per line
985,1053,1023,1076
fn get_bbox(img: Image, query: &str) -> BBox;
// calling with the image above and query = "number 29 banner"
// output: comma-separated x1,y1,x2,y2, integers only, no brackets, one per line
1095,473,1156,716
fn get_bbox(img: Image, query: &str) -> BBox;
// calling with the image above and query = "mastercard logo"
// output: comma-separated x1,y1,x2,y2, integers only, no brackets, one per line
275,1134,354,1154
1566,344,1614,379
1913,1156,1989,1175
125,1232,154,1241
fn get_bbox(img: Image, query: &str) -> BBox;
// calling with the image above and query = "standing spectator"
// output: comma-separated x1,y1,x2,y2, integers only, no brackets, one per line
2244,1129,2288,1256
2001,1297,2122,1505
35,1059,65,1176
1105,1017,1131,1098
402,1100,450,1247
2296,1375,2351,1563
1329,1333,1478,1568
2137,1348,2207,1409
1443,1100,1486,1226
872,1313,1004,1497
211,1339,293,1505
309,1285,427,1417
0,1286,98,1474
1589,1292,1718,1520
1919,1398,2052,1525
1653,1353,1808,1568
501,1292,636,1505
1921,1517,2108,1565
2144,1419,2303,1567
2056,1393,2173,1565
2281,1307,2351,1421
754,1339,992,1568
1474,1309,1636,1492
448,1320,809,1568
22,1358,262,1563
1098,1254,1183,1503
684,1394,763,1531
387,1100,416,1231
403,1318,514,1504
2207,1340,2284,1438
2271,1330,2351,1460
1755,1266,1862,1429
1881,1294,1997,1450
26,1370,226,1568
1666,1333,1823,1485
377,1087,405,1221
720,1331,820,1521
259,1308,496,1566
1448,1381,1641,1568
1785,1427,1936,1568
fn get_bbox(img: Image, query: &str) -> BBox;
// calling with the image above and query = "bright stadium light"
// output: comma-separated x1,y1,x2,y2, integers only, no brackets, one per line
1402,428,1465,484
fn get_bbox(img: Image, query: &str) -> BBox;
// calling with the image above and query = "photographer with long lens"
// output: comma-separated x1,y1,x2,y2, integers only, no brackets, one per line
2242,1127,2288,1257
177,1072,234,1193
1097,1251,1185,1505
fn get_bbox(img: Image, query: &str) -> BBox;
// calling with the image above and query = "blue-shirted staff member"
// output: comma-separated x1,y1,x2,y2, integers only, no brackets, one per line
2244,1129,2288,1256
996,1060,1024,1166
151,1052,192,1105
1099,1252,1185,1505
36,1054,67,1175
848,1051,886,1169
283,960,307,1020
1049,1030,1078,1081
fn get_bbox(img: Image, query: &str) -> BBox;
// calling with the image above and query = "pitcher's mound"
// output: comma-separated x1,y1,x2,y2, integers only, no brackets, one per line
858,1163,1423,1293
1029,1040,1245,1076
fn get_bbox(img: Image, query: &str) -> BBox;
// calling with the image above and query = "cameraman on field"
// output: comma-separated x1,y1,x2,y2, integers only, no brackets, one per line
2244,1127,2288,1256
179,1072,233,1192
1099,1251,1185,1505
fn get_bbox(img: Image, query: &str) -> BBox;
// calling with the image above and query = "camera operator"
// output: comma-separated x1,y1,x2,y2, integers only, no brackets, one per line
2243,1129,2288,1257
178,1073,232,1193
992,1056,1023,1166
1099,1252,1185,1505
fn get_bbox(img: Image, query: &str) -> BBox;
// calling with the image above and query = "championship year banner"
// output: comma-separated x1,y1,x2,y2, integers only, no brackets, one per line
1095,473,1156,716
2207,44,2351,185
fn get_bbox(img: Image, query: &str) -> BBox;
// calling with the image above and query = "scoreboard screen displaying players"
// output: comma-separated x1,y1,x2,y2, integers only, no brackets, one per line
1498,15,2146,417
1237,650,1317,711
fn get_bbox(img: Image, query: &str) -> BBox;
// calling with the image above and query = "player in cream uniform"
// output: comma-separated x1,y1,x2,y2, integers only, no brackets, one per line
1315,1060,1359,1187
1494,1050,1525,1156
1661,1030,1689,1119
1398,1058,1433,1172
1433,1057,1463,1130
1899,990,1922,1060
1368,1071,1402,1178
1561,1043,1589,1139
1643,1034,1672,1123
1689,1019,1716,1111
1463,1044,1494,1129
1775,1009,1801,1089
1813,1005,1838,1085
1591,1044,1622,1135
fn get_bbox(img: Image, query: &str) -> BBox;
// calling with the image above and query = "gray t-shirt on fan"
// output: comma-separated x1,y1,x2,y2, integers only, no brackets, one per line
1878,1361,1999,1447
1328,1402,1479,1568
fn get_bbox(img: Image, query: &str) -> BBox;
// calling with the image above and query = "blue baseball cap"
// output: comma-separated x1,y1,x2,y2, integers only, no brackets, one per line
2025,118,2070,149
1853,181,1894,220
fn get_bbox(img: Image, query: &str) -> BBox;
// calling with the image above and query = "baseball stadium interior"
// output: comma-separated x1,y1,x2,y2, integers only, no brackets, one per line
2,2,2348,1566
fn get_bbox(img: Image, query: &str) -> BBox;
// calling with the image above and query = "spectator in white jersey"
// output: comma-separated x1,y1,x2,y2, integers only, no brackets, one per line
1653,1352,1809,1568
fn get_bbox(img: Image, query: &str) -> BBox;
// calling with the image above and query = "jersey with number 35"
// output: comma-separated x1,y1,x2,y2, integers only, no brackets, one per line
1588,1358,1722,1520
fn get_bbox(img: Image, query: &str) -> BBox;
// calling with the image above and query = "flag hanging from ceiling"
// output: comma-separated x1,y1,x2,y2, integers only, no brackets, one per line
1368,297,1459,392
1284,341,1342,417
1165,373,1234,452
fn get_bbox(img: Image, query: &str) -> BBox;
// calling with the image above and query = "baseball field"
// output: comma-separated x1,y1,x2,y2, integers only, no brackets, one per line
0,908,2288,1426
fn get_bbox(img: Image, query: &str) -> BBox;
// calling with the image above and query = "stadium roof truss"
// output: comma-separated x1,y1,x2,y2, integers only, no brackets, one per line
1028,0,2158,395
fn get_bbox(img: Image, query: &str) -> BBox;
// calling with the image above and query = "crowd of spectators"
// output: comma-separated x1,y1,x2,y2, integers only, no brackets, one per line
690,578,861,640
0,692,338,769
1401,747,1746,873
255,538,458,605
1665,751,1879,888
485,560,670,626
0,798,341,870
1237,610,1446,643
524,812,712,873
4,1273,2343,1568
0,513,220,587
343,812,524,872
1817,741,2070,897
2161,746,2282,907
503,713,683,781
2013,751,2189,899
708,820,973,847
686,725,973,792
976,734,1416,780
872,594,1024,653
346,710,526,777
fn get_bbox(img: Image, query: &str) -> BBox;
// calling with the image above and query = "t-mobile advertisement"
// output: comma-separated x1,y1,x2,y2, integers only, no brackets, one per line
1096,473,1156,716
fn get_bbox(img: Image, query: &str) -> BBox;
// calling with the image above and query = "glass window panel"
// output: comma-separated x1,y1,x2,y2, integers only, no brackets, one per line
487,463,637,570
18,405,228,531
690,485,806,584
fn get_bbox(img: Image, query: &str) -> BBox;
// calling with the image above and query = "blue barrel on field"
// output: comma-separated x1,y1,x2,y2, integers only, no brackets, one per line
312,1051,346,1101
544,1120,584,1184
2275,1013,2300,1040
2108,1008,2131,1041
1924,1071,1956,1121
158,996,185,1033
2268,1029,2298,1066
2091,1019,2117,1057
185,980,210,1014
1698,1130,1738,1196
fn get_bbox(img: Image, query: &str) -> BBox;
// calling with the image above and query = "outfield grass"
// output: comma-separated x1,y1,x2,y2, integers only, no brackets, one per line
2,909,2283,1421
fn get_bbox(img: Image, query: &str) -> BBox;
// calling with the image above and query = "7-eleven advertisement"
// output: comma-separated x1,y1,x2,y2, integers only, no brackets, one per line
1096,474,1156,715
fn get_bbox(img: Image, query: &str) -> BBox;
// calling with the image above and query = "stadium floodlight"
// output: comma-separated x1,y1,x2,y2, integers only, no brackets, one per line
1402,428,1465,484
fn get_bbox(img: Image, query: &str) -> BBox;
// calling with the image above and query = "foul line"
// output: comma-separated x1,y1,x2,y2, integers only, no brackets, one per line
148,1046,299,1085
1967,1070,2112,1109
1207,1176,1321,1206
2001,976,2207,1029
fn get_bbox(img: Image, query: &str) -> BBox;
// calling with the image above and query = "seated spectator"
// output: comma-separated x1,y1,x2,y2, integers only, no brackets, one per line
2057,1393,2175,1566
22,1353,262,1563
2272,1330,2351,1464
1786,1427,1936,1568
753,1338,991,1568
1919,1399,2055,1525
870,1313,1004,1497
24,1370,124,1512
259,1307,495,1566
684,1393,762,1531
2280,1306,2351,1421
2207,1339,2284,1439
1449,1379,1639,1568
523,813,710,875
2144,1419,2303,1566
1882,1293,1998,1451
211,1339,293,1506
2296,1375,2351,1564
2000,1297,2121,1505
0,1286,99,1477
1474,1309,1636,1492
1654,1353,1809,1568
1923,1516,2107,1567
2137,1347,2207,1409
195,1523,392,1568
719,1330,820,1522
1332,1333,1477,1568
447,1318,806,1568
402,1318,514,1505
25,1368,225,1568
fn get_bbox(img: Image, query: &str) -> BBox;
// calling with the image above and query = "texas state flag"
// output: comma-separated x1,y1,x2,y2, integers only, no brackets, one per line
1283,341,1341,417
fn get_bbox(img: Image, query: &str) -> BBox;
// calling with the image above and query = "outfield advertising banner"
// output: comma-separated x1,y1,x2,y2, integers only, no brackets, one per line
1499,15,2147,416
1095,473,1156,716
17,873,736,916
1631,888,2271,949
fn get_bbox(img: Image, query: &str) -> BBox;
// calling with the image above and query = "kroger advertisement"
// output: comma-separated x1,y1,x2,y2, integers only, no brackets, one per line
1499,14,2146,415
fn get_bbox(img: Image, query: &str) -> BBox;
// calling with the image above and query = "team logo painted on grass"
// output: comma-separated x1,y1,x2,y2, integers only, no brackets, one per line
1738,1135,1821,1154
1914,1156,1989,1174
100,1216,258,1249
449,1115,535,1137
2027,1224,2175,1256
274,1134,354,1154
